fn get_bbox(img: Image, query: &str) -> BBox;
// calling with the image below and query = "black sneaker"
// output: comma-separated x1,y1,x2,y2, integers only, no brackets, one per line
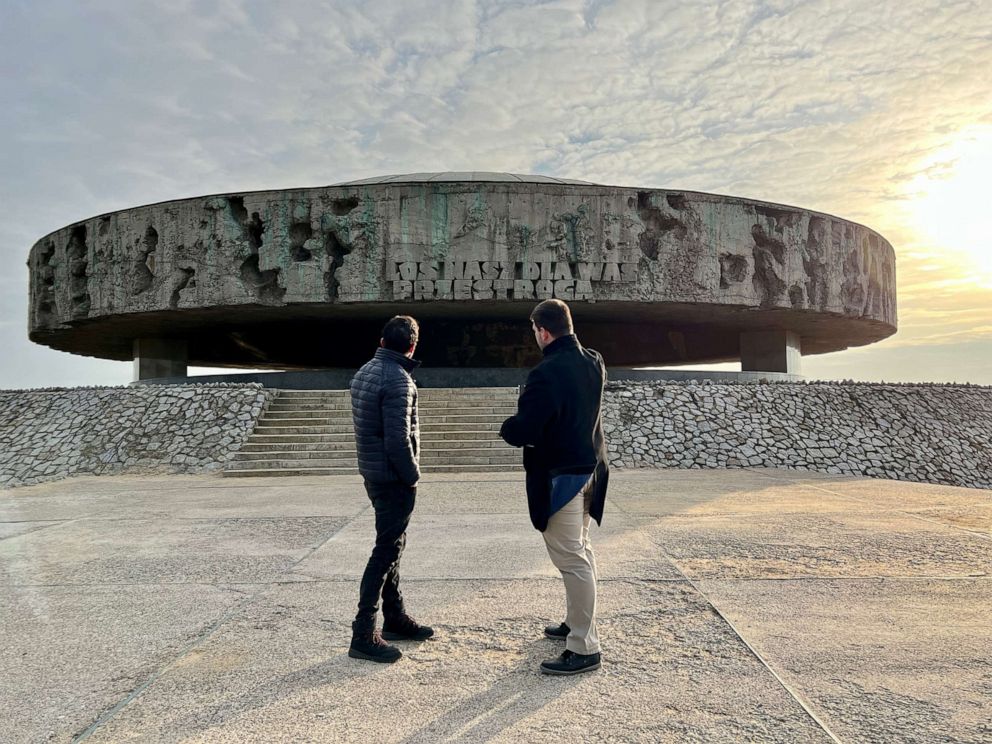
382,612,434,641
348,621,403,663
540,650,601,676
544,622,570,639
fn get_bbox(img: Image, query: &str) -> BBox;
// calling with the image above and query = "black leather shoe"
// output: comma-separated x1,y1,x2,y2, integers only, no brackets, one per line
540,649,601,675
382,612,434,641
544,622,570,639
348,621,402,663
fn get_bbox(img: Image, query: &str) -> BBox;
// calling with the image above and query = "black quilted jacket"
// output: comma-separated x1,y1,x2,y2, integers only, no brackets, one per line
350,348,421,485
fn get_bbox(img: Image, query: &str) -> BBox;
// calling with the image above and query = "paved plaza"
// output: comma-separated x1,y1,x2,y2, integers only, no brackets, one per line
2,468,990,742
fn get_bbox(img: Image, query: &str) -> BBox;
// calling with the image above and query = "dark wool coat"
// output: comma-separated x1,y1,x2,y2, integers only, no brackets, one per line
499,334,610,532
350,348,421,486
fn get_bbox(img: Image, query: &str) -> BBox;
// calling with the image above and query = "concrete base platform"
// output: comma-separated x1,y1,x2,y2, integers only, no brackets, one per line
133,367,803,389
2,469,989,742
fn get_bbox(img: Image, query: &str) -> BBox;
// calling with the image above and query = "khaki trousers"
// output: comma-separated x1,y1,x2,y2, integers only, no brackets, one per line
542,494,600,655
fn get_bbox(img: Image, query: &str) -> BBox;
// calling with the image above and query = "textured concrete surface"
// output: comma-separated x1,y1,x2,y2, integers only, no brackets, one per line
2,469,989,743
28,175,896,368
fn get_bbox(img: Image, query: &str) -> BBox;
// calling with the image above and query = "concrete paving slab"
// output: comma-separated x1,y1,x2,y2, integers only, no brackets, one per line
2,468,990,743
0,520,62,540
759,473,992,509
84,579,830,744
0,517,348,585
902,504,992,535
756,468,846,481
0,582,250,744
611,483,871,517
103,486,370,519
613,466,805,488
404,477,582,516
697,578,992,744
0,490,117,522
0,475,292,521
642,512,992,579
290,512,681,582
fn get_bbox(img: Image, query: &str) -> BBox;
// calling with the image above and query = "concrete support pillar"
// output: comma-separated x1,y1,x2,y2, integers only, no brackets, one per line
740,330,801,374
133,338,188,381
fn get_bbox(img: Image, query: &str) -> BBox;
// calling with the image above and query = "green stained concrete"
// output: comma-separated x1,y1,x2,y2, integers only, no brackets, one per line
28,179,897,368
430,187,449,257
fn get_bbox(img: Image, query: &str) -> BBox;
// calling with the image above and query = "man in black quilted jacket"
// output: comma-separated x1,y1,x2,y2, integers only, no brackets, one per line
500,299,609,676
348,315,434,664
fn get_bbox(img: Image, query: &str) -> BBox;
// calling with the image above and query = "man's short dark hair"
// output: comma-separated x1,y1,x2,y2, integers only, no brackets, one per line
381,315,419,352
530,299,573,338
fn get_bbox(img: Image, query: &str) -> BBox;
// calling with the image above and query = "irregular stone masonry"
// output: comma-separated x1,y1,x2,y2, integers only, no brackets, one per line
1,381,989,491
0,384,274,488
603,380,992,490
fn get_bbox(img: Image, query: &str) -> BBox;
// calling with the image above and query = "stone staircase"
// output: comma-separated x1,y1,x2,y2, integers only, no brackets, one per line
224,388,522,477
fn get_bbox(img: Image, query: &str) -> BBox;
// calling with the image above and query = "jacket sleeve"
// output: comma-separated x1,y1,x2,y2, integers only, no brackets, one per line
382,373,420,485
499,365,556,448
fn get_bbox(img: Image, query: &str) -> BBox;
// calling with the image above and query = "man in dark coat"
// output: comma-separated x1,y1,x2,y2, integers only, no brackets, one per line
500,299,609,676
348,315,433,663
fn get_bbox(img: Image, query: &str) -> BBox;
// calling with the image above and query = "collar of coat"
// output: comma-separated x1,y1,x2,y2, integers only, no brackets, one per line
542,333,580,357
374,346,422,371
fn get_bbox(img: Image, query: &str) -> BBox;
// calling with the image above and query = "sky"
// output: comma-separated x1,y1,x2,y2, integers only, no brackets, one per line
1,0,990,388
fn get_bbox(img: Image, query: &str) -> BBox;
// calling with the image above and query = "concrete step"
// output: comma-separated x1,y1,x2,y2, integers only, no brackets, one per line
225,388,522,477
422,464,522,473
421,422,502,432
232,449,359,461
417,439,512,450
223,466,361,477
263,410,353,421
247,429,507,441
261,406,513,419
240,441,358,453
424,406,515,414
275,390,350,397
274,388,517,398
249,434,357,445
420,454,521,465
230,452,519,469
421,430,506,441
255,421,355,432
272,390,351,405
227,457,359,470
240,440,510,453
262,404,350,410
259,429,507,440
267,403,352,412
223,464,520,477
254,424,356,435
421,415,511,424
418,387,518,398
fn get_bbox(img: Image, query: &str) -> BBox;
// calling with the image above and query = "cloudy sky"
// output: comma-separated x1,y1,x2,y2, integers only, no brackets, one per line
1,0,990,388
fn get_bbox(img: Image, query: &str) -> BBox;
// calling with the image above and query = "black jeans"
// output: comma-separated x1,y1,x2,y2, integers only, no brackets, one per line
355,479,416,626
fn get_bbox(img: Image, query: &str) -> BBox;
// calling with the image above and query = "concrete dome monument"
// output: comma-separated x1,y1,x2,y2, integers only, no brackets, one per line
27,172,896,382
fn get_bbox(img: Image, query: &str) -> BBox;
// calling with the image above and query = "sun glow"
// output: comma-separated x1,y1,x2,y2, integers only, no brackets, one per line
902,127,992,286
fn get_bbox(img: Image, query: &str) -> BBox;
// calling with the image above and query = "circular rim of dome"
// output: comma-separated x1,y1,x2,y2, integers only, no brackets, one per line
332,172,599,186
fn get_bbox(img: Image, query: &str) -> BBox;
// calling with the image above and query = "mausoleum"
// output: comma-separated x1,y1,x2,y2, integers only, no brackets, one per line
27,173,896,384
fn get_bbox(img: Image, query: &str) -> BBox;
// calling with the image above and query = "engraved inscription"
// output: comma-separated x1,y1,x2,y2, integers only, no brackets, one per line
388,261,637,301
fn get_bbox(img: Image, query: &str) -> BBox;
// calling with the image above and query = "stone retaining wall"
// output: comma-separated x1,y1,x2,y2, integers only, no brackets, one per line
2,381,990,491
0,384,274,488
603,381,992,490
